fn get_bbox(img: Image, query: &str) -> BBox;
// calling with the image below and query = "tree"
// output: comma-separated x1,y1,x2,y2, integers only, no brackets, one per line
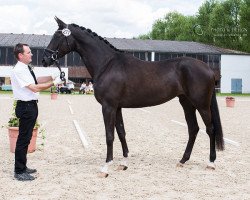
137,0,250,53
149,12,197,41
240,0,250,52
196,0,219,44
137,33,151,40
210,0,243,50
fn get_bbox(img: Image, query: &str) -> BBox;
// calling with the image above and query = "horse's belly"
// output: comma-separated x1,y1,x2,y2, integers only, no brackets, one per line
120,93,176,108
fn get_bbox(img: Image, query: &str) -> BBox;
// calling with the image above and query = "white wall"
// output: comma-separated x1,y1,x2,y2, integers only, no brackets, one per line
221,55,250,93
0,66,68,81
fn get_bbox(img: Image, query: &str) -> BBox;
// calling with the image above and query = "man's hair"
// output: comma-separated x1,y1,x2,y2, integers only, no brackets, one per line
13,43,29,60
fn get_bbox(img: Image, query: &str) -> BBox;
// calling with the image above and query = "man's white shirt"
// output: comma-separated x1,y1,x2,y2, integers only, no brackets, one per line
11,61,39,101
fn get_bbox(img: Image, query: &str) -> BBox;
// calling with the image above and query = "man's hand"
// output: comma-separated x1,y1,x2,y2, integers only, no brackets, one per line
51,72,59,80
53,76,64,86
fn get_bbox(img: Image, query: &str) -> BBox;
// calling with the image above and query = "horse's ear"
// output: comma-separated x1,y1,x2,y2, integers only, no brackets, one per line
54,16,66,29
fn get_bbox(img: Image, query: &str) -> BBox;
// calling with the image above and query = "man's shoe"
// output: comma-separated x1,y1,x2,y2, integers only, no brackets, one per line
14,172,35,181
26,167,37,174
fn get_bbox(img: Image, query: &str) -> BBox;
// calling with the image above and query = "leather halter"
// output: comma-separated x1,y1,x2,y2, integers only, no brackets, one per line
44,26,72,63
43,26,71,81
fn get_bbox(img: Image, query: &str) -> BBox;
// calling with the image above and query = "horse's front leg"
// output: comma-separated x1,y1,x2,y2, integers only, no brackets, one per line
99,104,117,178
115,108,129,171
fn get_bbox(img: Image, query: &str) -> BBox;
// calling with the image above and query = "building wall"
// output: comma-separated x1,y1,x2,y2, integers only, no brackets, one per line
221,55,250,93
68,66,91,78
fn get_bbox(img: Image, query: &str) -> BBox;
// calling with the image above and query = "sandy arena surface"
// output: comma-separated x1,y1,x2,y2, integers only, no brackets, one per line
0,93,249,200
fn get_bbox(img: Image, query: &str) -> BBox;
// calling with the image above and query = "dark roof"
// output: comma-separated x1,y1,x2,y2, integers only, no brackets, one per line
0,33,248,55
108,38,222,54
0,33,51,48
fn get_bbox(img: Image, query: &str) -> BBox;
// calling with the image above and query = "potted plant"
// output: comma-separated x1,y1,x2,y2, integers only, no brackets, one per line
50,85,58,100
7,101,40,153
226,96,235,107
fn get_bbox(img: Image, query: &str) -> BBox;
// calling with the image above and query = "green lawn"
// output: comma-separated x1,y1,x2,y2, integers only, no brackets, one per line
217,93,250,97
0,90,50,95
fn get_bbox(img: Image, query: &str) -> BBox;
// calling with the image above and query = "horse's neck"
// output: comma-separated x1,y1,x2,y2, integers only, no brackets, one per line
74,35,115,79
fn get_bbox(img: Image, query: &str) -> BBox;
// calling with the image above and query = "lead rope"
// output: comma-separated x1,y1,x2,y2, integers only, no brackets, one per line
55,60,66,81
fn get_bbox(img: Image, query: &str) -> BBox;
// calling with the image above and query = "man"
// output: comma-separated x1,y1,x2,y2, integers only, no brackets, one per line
10,43,64,181
79,81,86,94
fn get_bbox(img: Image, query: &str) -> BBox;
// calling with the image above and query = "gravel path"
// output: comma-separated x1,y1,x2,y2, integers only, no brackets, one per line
0,94,249,200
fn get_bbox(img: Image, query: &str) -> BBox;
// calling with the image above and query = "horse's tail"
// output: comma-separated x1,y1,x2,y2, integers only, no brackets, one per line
211,90,224,150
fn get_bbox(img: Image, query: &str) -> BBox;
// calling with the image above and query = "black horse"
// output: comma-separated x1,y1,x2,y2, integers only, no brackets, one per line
43,17,224,177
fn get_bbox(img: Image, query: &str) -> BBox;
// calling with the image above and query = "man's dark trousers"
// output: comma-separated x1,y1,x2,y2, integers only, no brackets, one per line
15,100,38,174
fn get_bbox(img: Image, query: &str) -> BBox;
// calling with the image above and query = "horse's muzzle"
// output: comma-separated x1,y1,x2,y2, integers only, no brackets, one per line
42,56,54,67
42,49,59,67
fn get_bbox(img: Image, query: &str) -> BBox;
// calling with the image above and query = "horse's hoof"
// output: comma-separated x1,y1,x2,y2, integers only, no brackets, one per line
176,162,184,168
116,165,128,171
206,162,216,170
98,172,109,178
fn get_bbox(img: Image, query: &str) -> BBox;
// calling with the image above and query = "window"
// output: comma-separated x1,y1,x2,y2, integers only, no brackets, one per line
171,54,178,58
38,49,44,66
207,54,220,69
74,53,83,66
155,53,160,61
6,47,15,65
31,49,38,66
203,55,208,63
213,55,220,64
133,52,139,59
146,52,151,61
0,47,6,65
160,53,172,60
65,52,83,66
196,54,203,61
139,52,145,60
132,52,149,61
67,52,74,66
59,57,65,66
186,54,197,59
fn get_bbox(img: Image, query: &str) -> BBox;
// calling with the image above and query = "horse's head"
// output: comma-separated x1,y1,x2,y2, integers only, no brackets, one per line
42,17,74,67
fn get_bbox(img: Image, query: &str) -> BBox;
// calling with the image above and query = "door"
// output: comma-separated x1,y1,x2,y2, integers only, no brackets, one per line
231,78,242,94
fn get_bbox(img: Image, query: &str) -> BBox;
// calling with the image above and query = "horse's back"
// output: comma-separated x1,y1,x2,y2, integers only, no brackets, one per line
124,56,215,93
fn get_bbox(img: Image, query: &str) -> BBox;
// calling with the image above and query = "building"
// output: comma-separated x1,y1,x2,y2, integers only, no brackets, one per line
221,54,250,93
0,33,249,93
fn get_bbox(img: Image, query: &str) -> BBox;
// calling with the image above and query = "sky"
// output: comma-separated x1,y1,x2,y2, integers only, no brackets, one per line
0,0,205,38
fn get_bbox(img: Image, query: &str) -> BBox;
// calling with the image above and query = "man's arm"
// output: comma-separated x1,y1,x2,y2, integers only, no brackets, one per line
37,76,53,84
26,76,64,93
26,81,54,93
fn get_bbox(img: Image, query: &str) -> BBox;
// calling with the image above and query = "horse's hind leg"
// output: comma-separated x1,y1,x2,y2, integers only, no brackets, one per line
177,96,199,167
115,108,129,171
198,108,216,169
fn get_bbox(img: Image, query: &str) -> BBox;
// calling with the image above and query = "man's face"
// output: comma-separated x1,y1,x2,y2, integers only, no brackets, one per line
19,45,32,65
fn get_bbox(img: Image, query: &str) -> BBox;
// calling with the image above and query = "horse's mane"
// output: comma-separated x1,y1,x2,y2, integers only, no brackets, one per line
71,23,123,52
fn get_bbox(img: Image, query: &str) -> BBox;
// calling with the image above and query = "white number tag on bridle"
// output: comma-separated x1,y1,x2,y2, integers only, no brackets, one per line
62,28,71,37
